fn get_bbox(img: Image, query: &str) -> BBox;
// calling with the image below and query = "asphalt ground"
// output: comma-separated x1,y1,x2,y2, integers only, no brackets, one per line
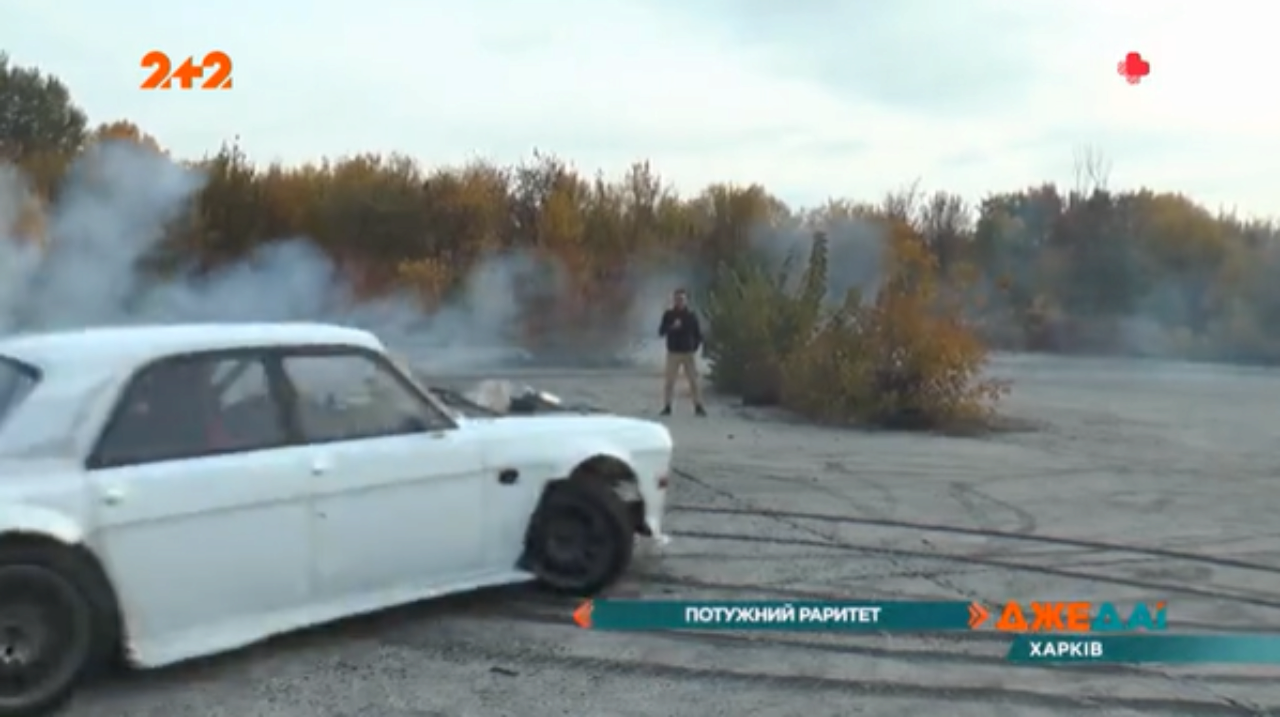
66,354,1280,717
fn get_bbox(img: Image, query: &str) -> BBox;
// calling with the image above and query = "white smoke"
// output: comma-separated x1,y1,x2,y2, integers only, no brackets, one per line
750,216,887,305
0,166,42,335
620,262,710,374
464,379,515,413
0,141,543,372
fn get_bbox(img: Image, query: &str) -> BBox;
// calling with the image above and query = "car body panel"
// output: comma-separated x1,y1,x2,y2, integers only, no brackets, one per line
460,414,673,564
307,429,489,598
87,447,315,663
0,323,673,671
0,466,88,544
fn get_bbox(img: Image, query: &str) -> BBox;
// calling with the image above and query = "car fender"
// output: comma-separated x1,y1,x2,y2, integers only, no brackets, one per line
547,439,637,480
474,418,646,481
538,436,669,542
468,415,672,541
0,503,86,545
484,433,639,487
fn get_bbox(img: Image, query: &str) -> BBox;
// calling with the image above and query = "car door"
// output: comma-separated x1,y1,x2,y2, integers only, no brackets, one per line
277,348,487,603
85,351,314,655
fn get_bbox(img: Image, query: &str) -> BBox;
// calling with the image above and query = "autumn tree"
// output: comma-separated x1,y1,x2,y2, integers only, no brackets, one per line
0,53,88,162
11,56,1280,426
91,120,164,153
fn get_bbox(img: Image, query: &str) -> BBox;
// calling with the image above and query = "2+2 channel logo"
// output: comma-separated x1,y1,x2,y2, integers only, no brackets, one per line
140,51,233,90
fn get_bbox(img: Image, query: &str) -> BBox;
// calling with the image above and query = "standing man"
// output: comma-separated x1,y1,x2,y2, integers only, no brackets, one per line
658,288,707,416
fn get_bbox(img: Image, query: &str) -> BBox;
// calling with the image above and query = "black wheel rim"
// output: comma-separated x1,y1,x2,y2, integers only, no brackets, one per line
0,567,88,709
539,503,612,580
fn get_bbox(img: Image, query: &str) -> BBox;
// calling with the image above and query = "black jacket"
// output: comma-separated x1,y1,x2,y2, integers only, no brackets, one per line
659,307,702,354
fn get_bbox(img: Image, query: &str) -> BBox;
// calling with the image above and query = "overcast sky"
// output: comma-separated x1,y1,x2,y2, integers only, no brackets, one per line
4,0,1279,217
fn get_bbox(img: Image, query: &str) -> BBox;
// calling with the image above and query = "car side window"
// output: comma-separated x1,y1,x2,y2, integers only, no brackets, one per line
281,352,454,443
210,359,288,452
91,354,288,469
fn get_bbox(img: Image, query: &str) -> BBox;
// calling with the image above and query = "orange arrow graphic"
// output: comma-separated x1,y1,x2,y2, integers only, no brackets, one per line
968,602,989,629
573,600,594,629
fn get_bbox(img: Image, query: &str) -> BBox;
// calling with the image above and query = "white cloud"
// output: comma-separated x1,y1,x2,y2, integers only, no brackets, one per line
3,0,1278,216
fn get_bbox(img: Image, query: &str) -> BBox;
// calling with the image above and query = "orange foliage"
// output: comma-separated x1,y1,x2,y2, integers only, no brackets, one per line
7,52,1280,428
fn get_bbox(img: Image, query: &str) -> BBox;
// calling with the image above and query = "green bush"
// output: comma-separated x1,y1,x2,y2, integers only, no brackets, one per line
16,51,1280,430
703,236,825,405
706,222,1007,429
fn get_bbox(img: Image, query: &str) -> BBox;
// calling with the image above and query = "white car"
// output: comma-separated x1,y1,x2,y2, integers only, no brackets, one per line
0,323,673,716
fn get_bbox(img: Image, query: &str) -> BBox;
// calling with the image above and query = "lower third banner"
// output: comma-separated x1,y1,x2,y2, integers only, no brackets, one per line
573,600,973,631
1007,635,1280,664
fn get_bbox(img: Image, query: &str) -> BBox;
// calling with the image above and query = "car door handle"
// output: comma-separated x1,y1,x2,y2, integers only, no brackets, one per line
310,456,333,475
498,468,519,485
102,486,126,506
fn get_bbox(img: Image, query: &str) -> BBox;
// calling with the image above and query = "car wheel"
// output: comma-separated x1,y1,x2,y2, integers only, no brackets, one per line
0,545,118,717
526,479,634,596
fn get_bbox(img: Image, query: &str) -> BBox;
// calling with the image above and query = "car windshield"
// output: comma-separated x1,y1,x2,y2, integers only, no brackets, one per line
0,355,40,429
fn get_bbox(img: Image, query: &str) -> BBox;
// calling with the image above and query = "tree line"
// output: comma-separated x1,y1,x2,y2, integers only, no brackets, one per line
3,53,1277,428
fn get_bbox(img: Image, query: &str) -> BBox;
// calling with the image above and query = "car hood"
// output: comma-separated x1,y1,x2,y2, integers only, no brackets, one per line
456,412,665,440
424,379,671,455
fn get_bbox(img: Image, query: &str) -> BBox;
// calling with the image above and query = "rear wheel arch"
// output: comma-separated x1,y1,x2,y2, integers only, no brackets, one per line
0,531,125,715
0,531,124,651
0,506,86,546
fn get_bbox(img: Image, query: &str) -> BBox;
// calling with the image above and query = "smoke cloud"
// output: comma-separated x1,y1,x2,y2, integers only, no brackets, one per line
0,142,892,377
972,192,1264,362
0,166,42,335
0,141,643,372
750,215,887,305
620,261,706,372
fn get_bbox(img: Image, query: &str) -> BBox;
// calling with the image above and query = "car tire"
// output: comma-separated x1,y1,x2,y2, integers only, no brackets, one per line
0,543,119,717
525,479,635,596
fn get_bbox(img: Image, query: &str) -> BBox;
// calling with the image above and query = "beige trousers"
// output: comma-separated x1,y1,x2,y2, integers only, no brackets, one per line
663,352,702,405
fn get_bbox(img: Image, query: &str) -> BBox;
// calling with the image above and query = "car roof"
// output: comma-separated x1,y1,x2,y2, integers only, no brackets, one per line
0,322,384,373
